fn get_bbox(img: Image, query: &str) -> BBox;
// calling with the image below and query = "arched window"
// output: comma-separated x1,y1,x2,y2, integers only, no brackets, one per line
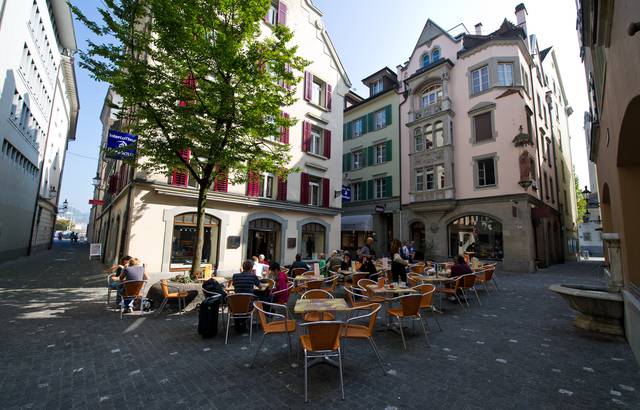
431,48,441,62
421,84,443,108
448,215,503,259
422,53,430,67
171,212,220,266
434,121,444,147
414,127,423,152
424,124,433,149
301,223,326,260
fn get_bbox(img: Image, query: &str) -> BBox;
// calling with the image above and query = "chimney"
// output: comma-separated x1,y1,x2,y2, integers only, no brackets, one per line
515,3,528,36
474,23,483,35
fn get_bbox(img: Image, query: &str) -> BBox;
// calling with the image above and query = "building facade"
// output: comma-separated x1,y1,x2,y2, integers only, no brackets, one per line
578,112,603,257
88,0,350,275
341,68,400,256
577,0,640,361
0,0,78,261
397,4,576,272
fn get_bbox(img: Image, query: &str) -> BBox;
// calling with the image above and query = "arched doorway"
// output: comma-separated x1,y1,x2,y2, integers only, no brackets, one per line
247,218,281,262
410,221,425,260
300,222,326,261
448,215,503,260
170,213,220,268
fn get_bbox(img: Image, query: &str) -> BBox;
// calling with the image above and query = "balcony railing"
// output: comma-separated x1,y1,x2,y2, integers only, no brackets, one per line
411,98,451,122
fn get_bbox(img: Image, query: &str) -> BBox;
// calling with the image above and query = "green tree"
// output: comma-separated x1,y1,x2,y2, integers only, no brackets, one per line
55,218,74,232
71,0,307,275
575,172,587,222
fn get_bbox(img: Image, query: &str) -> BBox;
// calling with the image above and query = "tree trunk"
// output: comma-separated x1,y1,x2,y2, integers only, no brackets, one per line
191,178,210,277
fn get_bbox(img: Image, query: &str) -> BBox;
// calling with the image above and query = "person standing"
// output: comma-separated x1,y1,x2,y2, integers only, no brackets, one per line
390,240,409,283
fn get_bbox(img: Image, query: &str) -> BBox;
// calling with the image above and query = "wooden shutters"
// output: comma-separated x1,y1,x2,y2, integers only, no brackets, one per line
385,104,392,126
300,172,309,204
366,146,374,166
277,2,287,26
213,172,228,192
322,178,330,208
384,176,392,198
385,140,392,162
326,84,332,111
303,71,312,101
302,121,311,152
280,112,290,144
343,153,351,172
171,149,190,186
323,129,331,158
277,176,287,201
246,171,260,197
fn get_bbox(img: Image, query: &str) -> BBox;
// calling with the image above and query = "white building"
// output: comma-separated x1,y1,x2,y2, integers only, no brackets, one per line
0,0,79,261
88,1,350,274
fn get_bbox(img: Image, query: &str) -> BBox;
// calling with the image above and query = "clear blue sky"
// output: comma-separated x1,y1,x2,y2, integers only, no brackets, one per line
61,0,590,215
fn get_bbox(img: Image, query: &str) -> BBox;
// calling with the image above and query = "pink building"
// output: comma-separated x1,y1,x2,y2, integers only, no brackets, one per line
397,4,576,272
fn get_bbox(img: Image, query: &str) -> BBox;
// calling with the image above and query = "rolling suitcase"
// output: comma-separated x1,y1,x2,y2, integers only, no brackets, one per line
198,294,221,338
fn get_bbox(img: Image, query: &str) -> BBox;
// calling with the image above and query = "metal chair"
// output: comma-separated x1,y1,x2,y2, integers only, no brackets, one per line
224,293,255,345
156,279,188,315
322,274,339,293
412,283,442,331
250,301,297,368
342,303,386,375
475,265,499,292
301,289,335,321
106,274,117,306
118,280,147,319
343,285,371,308
357,279,386,304
459,273,482,307
386,294,429,350
299,321,345,403
290,267,307,278
271,281,294,305
435,276,465,308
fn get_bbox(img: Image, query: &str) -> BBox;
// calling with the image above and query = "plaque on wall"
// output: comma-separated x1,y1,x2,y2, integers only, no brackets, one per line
287,238,297,249
227,236,241,249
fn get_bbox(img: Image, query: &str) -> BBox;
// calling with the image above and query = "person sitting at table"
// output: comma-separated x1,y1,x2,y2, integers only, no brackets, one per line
390,240,409,283
109,255,131,291
328,250,342,272
117,257,149,310
290,253,310,271
358,237,378,277
445,255,472,302
268,262,289,304
340,252,352,270
318,253,327,275
231,260,261,332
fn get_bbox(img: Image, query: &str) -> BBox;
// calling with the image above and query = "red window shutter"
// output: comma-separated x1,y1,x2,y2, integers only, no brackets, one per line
247,171,260,197
180,75,197,107
322,178,330,208
304,71,312,101
280,112,290,144
326,83,333,110
302,121,311,152
277,1,287,26
118,164,128,192
323,129,331,158
214,172,228,192
108,175,119,194
171,149,190,187
300,172,309,204
277,176,287,201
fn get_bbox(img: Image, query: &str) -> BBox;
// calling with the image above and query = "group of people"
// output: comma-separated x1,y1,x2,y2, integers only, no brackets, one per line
109,255,150,310
57,231,80,243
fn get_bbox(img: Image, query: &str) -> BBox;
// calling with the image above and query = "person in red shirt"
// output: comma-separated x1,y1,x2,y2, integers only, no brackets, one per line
269,262,290,305
451,255,472,277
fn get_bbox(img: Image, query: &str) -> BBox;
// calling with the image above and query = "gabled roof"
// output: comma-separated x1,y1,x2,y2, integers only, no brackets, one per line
361,67,397,85
414,19,460,50
458,19,526,58
321,29,352,87
539,46,553,61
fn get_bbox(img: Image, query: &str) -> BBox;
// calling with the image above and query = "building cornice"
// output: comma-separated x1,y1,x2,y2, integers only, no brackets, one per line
51,0,77,50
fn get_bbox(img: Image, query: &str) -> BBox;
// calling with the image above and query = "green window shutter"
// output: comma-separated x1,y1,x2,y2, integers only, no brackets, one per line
367,180,374,200
386,140,392,162
366,113,374,134
385,176,392,197
385,105,392,126
343,153,351,172
344,121,352,140
367,146,374,166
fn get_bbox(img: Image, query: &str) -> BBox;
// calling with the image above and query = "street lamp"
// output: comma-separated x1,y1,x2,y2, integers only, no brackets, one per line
581,186,591,200
59,199,68,213
92,173,104,190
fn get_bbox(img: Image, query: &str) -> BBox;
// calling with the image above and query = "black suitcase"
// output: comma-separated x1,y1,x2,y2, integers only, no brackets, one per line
198,295,221,338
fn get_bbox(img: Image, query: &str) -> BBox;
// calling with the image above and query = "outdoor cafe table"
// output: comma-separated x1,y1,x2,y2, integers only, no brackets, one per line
364,284,417,329
293,298,350,316
225,282,271,294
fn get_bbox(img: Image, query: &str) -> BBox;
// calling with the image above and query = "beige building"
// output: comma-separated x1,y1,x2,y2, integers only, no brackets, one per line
577,0,640,361
341,68,400,256
397,4,577,271
87,0,350,275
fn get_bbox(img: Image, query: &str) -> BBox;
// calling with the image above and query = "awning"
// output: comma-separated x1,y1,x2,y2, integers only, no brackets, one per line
341,214,373,231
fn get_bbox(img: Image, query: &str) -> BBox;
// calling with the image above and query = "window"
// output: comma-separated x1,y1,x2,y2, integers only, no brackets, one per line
473,111,493,142
352,150,363,169
374,178,386,199
471,66,489,94
426,167,435,190
371,79,383,95
301,223,326,260
171,213,219,265
421,85,442,108
312,79,323,107
436,165,445,189
432,48,441,61
374,143,386,164
422,53,430,66
305,71,331,110
434,121,444,147
352,182,364,201
374,109,386,130
414,128,424,152
497,63,513,86
416,169,424,191
353,118,364,137
546,140,552,162
309,179,320,206
259,173,275,199
537,94,542,118
310,127,322,155
267,2,278,25
549,178,555,203
477,158,496,187
424,124,433,149
583,232,592,241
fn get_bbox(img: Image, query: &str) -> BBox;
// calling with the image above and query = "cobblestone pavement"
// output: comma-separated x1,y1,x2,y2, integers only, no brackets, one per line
1,242,639,409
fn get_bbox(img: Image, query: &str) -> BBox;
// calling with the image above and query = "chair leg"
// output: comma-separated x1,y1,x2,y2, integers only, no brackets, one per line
493,278,500,291
454,293,465,309
250,333,266,368
397,316,407,350
156,298,168,316
418,314,430,347
368,337,386,375
473,287,482,306
461,289,470,308
338,348,345,400
484,282,490,294
304,352,308,403
249,312,253,344
225,313,231,345
431,307,442,331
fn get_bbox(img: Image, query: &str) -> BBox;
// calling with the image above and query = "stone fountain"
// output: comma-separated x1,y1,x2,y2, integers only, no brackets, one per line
549,233,625,336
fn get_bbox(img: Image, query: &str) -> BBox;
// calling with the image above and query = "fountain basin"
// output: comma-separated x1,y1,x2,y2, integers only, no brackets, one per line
549,283,624,336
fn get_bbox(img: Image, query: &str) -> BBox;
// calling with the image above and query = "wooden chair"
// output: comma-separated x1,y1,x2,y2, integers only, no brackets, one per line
386,294,429,349
343,285,371,308
412,283,442,331
299,321,345,403
118,280,147,319
342,303,386,375
435,276,465,308
156,279,188,315
322,274,339,293
407,272,425,287
225,293,255,345
459,273,482,307
271,281,294,305
301,289,335,321
291,267,307,278
250,301,297,368
410,264,425,274
346,272,368,288
357,279,386,304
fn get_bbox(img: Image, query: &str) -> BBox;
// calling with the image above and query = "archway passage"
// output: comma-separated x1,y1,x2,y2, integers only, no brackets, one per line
301,223,326,260
410,221,426,260
247,218,281,263
171,213,220,268
448,215,503,260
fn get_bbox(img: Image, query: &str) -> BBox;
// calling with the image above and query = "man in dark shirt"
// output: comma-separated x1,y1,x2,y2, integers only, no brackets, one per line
451,255,472,277
290,253,310,271
232,260,261,294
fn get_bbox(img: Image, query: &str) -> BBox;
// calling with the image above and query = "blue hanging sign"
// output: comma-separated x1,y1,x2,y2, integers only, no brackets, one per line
106,130,138,159
342,185,351,201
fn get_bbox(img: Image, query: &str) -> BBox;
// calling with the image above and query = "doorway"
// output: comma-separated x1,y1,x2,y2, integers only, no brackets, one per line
247,218,281,262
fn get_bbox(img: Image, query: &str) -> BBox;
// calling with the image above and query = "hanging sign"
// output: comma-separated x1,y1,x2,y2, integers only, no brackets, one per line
342,186,351,201
106,130,138,159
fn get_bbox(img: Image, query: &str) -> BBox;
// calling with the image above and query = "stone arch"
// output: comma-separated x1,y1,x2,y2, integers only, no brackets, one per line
297,217,331,260
242,212,288,264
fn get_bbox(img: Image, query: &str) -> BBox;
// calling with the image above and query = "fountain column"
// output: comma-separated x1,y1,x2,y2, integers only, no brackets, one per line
602,233,624,292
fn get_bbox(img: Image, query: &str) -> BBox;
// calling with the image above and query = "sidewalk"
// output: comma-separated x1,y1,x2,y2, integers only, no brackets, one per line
0,242,639,409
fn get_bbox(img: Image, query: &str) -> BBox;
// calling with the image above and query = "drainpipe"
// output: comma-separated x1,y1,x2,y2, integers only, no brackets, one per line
398,80,408,242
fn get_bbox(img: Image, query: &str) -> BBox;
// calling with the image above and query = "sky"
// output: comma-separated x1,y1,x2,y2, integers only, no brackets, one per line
61,0,591,215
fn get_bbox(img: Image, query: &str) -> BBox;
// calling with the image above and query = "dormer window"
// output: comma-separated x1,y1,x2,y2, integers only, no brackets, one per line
371,79,383,95
432,48,441,62
422,53,430,67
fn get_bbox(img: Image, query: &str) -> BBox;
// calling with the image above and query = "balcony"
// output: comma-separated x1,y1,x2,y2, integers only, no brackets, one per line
410,98,452,123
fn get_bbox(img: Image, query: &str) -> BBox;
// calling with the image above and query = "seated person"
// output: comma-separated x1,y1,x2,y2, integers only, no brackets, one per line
252,256,266,278
268,262,290,304
233,260,261,295
290,253,310,272
451,255,472,278
318,253,327,275
328,250,342,272
340,252,353,270
109,255,131,289
117,257,148,309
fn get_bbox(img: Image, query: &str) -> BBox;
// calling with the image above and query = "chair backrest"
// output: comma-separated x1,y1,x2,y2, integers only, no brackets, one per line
351,272,368,285
399,294,423,316
346,303,381,337
343,285,366,306
302,271,315,277
160,279,170,297
261,278,275,290
357,278,377,297
461,273,476,288
291,267,307,277
253,301,287,330
301,321,342,351
122,280,146,297
301,289,334,300
227,293,254,314
411,264,425,274
323,275,339,291
306,279,324,290
484,266,495,280
413,284,436,307
407,273,423,287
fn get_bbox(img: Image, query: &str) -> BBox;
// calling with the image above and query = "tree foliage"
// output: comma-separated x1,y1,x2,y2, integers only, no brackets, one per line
71,0,308,274
55,218,74,232
574,172,587,222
